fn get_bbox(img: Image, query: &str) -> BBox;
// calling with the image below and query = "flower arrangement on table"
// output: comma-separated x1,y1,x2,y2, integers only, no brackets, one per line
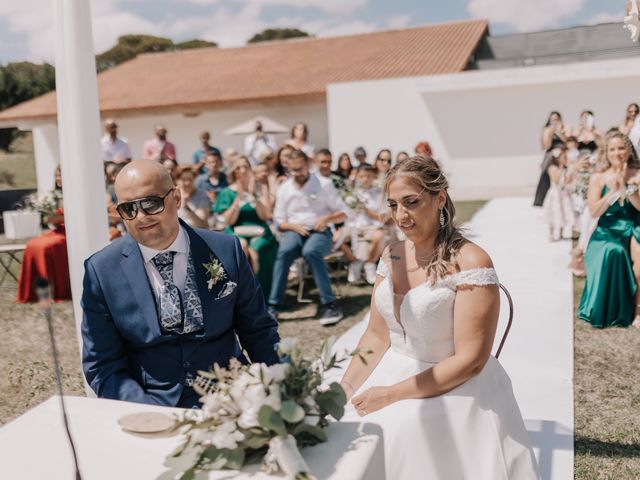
24,190,63,223
164,338,370,480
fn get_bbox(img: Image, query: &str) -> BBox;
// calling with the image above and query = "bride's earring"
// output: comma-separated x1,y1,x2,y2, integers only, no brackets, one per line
439,208,445,228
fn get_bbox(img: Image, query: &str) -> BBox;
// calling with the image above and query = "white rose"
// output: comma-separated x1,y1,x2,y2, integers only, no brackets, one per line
211,421,245,450
265,363,289,383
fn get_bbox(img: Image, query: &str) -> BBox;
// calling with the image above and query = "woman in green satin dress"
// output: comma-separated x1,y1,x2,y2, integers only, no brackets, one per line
213,156,278,298
577,131,640,328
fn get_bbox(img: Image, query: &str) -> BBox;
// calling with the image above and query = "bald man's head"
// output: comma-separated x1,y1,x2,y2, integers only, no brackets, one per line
115,160,181,249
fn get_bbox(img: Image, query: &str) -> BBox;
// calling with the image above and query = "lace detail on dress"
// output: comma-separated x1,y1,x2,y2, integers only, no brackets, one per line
376,259,390,278
437,267,499,290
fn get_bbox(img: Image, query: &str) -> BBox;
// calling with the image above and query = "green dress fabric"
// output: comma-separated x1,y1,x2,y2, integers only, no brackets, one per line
577,186,640,328
213,187,278,298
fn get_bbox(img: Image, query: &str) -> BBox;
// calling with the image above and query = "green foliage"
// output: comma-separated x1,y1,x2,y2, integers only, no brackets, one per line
248,28,311,44
175,39,217,50
96,34,217,72
0,62,56,151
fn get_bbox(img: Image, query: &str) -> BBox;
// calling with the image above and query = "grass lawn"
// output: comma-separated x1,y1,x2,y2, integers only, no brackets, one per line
573,276,640,479
0,132,36,190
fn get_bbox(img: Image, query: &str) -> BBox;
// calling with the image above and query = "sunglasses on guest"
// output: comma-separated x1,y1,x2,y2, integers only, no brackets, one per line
377,158,392,164
116,188,174,220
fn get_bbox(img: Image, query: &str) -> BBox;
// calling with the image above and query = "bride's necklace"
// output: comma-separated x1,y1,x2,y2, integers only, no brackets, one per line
408,245,436,271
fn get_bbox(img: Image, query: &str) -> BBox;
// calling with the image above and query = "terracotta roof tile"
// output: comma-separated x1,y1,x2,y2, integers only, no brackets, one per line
0,20,488,123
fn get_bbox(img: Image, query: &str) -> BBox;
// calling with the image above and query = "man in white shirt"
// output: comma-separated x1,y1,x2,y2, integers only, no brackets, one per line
101,119,132,164
269,149,349,325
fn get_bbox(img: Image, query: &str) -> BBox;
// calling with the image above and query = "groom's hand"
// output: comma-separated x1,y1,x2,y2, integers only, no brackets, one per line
351,386,393,416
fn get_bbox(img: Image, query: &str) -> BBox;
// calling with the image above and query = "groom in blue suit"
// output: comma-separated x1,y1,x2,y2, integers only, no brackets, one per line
81,160,279,408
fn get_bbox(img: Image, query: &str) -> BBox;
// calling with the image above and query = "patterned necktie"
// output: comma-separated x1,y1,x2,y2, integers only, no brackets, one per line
152,251,183,333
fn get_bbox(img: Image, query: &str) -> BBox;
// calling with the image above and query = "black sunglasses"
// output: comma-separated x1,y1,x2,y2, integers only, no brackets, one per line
116,188,174,220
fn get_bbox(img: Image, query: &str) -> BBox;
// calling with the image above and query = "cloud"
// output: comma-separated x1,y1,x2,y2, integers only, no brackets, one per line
467,0,584,32
235,0,368,15
388,14,411,30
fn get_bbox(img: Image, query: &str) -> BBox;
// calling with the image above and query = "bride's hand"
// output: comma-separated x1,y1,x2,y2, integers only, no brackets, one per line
351,386,393,416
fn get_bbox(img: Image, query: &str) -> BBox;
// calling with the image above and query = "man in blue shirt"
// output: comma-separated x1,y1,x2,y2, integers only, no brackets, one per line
196,152,228,204
192,131,221,174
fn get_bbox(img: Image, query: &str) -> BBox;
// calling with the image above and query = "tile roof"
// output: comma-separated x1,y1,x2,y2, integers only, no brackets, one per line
0,20,487,123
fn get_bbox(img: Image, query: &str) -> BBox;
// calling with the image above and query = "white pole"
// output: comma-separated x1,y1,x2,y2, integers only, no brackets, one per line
53,0,109,395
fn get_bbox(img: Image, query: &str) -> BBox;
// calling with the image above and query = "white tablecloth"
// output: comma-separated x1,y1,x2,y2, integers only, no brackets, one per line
2,210,41,239
0,396,384,480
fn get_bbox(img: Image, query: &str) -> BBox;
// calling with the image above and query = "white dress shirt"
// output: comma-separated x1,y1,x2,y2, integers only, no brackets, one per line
138,226,190,302
101,135,132,163
353,185,386,229
244,133,277,167
274,173,348,230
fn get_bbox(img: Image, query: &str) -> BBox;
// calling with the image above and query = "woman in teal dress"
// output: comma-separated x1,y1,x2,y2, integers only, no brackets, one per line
214,156,278,298
577,131,640,328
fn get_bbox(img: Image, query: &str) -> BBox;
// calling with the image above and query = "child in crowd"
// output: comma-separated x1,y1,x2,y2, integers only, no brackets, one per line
347,164,389,284
544,145,575,241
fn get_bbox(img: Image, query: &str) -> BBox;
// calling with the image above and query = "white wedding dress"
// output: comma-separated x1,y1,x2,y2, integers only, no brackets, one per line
340,261,540,479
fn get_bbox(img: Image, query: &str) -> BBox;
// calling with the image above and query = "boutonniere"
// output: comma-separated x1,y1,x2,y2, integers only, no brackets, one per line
203,255,226,291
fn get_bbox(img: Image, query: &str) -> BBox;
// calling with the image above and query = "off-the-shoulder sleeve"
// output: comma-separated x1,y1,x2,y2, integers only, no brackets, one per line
440,267,499,289
376,259,390,278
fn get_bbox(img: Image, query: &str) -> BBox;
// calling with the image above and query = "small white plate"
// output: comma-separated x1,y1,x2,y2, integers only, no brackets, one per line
117,412,176,433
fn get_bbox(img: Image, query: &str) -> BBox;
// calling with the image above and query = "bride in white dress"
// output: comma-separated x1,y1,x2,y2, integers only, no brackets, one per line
338,156,540,479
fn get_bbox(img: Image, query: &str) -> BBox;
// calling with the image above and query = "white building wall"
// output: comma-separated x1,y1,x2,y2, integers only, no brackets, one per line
111,101,328,165
327,57,640,199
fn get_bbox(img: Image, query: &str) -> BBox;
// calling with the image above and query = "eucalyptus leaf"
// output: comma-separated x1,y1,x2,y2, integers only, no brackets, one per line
280,400,306,423
224,448,246,470
258,405,287,436
292,423,328,442
243,434,271,449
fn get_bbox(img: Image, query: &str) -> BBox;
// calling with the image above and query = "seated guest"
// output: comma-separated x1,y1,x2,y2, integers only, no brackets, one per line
254,157,277,211
274,145,293,184
353,146,368,167
143,124,176,162
333,152,354,183
214,156,278,297
396,151,410,163
285,122,315,158
268,150,348,325
196,152,228,204
347,164,389,284
17,166,71,303
192,131,222,174
374,148,393,188
101,119,131,164
174,165,210,228
162,158,178,181
415,141,433,157
82,160,279,407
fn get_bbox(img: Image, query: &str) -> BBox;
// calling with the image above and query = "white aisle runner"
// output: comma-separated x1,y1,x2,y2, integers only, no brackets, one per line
333,197,574,480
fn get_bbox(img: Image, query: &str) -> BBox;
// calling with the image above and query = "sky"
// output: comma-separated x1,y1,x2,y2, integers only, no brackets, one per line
0,0,626,64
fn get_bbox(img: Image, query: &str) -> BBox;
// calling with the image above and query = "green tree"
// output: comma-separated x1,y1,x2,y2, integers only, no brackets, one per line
248,28,311,44
96,34,217,72
0,62,56,151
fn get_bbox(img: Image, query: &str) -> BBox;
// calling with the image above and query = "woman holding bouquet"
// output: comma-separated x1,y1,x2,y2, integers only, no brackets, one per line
339,155,540,479
16,166,71,303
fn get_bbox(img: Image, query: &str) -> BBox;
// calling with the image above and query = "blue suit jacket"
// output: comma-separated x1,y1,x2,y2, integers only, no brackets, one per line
81,221,280,407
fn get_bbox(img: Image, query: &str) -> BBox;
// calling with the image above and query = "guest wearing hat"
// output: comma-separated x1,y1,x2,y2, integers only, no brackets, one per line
101,119,132,164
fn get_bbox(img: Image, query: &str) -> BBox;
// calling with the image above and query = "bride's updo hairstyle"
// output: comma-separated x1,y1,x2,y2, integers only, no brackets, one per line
385,155,466,282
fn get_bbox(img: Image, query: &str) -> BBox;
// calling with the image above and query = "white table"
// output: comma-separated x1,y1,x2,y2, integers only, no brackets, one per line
0,396,384,480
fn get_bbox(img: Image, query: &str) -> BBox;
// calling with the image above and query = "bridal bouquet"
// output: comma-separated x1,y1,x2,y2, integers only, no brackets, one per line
165,338,368,480
23,190,63,220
